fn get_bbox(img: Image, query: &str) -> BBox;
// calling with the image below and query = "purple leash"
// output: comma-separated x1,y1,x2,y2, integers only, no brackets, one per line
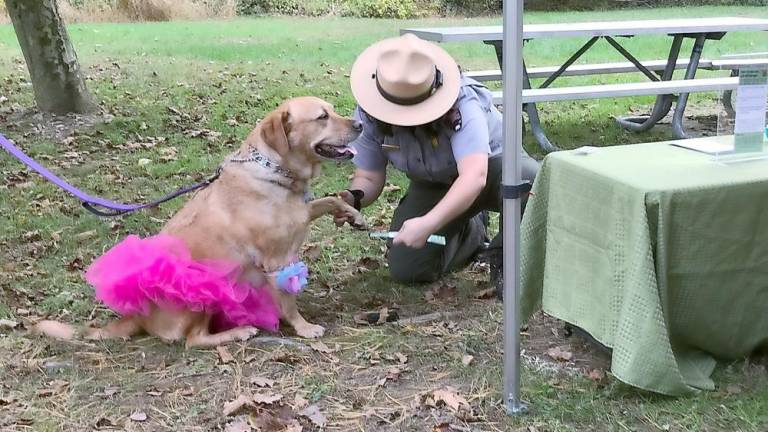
0,132,220,217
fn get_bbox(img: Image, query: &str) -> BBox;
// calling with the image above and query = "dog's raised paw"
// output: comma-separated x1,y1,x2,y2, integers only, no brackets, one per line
349,212,367,230
295,323,325,339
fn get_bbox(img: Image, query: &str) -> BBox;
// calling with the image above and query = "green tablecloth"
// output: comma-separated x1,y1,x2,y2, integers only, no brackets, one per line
520,137,768,395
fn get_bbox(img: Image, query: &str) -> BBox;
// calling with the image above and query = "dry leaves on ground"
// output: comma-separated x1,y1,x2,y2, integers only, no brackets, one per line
129,411,147,422
36,380,69,397
253,392,284,405
223,395,253,416
223,417,252,432
546,346,573,362
377,366,404,387
474,288,496,300
425,284,457,304
217,346,235,364
0,319,20,330
309,341,335,354
423,386,476,420
250,377,275,388
298,404,327,428
587,368,606,382
353,307,399,325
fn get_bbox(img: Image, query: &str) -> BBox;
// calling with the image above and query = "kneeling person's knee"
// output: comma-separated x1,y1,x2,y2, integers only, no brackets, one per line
387,247,441,283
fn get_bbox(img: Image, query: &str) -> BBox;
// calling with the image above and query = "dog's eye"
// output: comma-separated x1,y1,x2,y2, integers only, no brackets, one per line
317,111,329,120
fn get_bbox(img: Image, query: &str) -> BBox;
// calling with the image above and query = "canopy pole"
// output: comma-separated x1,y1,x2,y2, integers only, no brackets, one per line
502,0,528,416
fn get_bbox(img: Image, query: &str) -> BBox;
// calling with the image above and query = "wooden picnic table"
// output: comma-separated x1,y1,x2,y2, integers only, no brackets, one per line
402,17,768,152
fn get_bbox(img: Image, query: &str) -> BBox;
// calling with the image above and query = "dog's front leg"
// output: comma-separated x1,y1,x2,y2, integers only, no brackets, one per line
277,290,324,338
307,196,366,228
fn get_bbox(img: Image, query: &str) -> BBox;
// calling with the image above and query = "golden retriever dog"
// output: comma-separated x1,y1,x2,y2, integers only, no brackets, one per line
34,97,365,346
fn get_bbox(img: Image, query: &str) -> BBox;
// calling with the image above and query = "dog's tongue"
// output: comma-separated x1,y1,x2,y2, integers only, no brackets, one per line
343,145,357,156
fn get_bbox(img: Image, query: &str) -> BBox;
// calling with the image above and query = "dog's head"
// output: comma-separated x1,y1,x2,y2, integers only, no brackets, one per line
248,97,362,179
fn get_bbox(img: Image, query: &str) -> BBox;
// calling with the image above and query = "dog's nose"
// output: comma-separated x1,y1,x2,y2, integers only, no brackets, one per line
351,120,363,132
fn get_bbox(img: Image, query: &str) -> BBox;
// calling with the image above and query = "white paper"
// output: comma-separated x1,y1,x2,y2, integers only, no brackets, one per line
671,140,734,155
734,81,768,135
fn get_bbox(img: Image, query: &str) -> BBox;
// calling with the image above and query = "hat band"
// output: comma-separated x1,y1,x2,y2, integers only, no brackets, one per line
374,68,443,106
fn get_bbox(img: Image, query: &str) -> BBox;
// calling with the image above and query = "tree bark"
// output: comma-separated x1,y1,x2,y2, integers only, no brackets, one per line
6,0,95,114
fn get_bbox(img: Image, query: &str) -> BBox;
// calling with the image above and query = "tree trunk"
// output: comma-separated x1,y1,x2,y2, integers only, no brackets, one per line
6,0,95,114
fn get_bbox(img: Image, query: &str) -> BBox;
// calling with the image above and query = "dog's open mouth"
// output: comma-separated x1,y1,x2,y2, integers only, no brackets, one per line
314,143,357,160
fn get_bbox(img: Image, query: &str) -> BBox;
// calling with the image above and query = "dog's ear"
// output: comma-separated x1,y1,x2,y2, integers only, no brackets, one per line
260,110,290,156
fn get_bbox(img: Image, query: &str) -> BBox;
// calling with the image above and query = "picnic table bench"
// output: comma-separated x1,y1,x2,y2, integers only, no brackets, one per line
402,17,768,152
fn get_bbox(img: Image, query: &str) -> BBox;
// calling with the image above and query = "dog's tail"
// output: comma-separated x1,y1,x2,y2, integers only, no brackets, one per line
31,320,78,340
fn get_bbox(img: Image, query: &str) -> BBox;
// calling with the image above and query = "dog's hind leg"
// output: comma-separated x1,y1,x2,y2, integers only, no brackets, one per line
31,320,78,340
184,325,260,348
84,316,143,340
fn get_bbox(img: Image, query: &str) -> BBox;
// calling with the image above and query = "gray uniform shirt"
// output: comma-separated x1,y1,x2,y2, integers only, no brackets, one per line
351,76,503,185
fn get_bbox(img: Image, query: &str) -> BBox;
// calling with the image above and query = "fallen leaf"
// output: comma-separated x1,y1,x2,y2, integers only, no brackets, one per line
249,376,275,388
299,404,327,428
293,394,309,410
382,184,401,193
309,341,335,354
23,230,42,241
224,417,252,432
356,256,380,272
37,380,69,397
587,369,606,382
474,288,496,300
546,346,573,362
303,244,322,260
74,230,97,241
0,319,19,330
217,346,235,364
129,411,147,422
252,391,283,405
160,146,178,162
251,410,296,431
461,355,474,366
433,423,450,432
284,422,303,432
66,256,84,272
103,386,120,397
431,387,472,414
395,352,408,364
726,384,743,395
223,395,253,416
425,284,457,303
353,307,399,325
94,418,116,429
138,158,152,166
378,366,403,387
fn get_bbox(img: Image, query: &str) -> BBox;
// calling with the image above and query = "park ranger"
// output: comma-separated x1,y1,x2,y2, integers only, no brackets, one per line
334,34,539,295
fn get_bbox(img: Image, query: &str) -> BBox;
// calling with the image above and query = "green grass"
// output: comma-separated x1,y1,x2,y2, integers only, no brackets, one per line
1,6,768,431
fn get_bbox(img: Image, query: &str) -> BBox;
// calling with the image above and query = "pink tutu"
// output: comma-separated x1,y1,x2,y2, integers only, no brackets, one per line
86,234,280,332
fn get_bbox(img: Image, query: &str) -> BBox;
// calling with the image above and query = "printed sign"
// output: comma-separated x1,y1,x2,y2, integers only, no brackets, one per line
734,68,768,153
